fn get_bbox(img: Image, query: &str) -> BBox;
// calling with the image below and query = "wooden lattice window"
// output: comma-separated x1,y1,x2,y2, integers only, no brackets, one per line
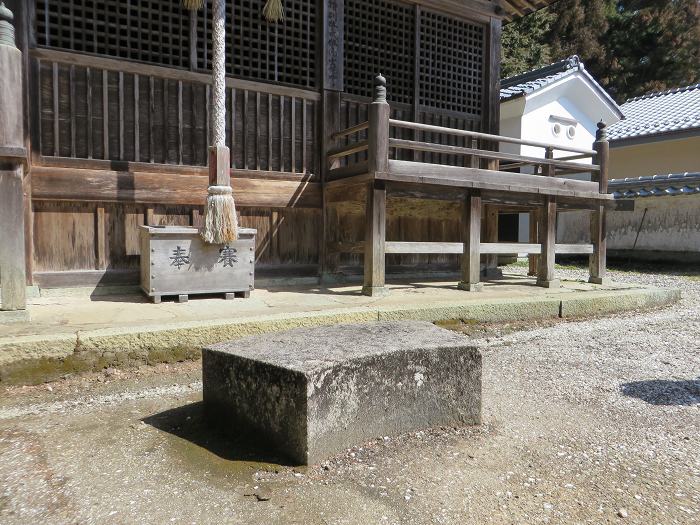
418,10,484,115
35,0,317,88
36,0,192,69
196,0,317,88
344,0,415,105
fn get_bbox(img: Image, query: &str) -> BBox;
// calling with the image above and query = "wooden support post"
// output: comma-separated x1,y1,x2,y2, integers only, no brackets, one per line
536,196,559,288
363,179,387,296
362,74,390,297
0,164,26,311
484,202,500,279
458,191,482,291
528,210,538,276
590,121,609,284
320,0,344,283
483,15,502,279
0,12,28,315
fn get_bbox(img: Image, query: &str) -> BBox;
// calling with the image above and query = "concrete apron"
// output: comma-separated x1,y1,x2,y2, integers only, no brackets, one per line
0,275,680,385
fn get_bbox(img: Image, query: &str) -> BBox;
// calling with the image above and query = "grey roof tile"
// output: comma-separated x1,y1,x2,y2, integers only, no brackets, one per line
500,56,582,101
609,172,700,199
608,84,700,142
500,56,622,118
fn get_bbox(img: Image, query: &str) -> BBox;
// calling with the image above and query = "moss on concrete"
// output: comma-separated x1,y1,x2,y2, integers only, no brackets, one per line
0,287,681,386
0,345,202,386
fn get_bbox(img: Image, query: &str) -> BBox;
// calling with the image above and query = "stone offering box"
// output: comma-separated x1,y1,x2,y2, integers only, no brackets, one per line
139,226,256,303
203,321,482,465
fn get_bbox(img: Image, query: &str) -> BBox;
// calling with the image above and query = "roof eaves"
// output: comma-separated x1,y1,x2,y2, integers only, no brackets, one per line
609,127,700,147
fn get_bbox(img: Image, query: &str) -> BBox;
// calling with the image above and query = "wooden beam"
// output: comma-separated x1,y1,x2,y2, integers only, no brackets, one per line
387,138,599,173
337,241,592,255
31,167,322,208
384,160,606,199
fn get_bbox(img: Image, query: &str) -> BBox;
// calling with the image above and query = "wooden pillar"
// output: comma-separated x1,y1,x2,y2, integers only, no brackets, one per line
458,191,482,291
536,196,559,288
590,121,609,284
363,180,387,296
482,17,502,280
0,163,26,311
0,4,27,313
320,0,344,282
484,202,500,278
362,74,390,297
527,210,539,276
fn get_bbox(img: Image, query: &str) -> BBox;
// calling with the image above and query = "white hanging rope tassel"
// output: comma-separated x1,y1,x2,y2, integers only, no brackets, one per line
200,0,238,245
263,0,285,22
202,186,239,244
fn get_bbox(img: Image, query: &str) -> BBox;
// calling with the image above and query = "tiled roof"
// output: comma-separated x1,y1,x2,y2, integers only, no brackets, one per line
500,56,582,101
608,84,700,142
500,56,622,119
609,172,700,199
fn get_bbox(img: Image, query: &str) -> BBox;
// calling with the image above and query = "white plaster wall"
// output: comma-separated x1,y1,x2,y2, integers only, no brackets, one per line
500,72,623,246
519,96,596,165
558,195,700,253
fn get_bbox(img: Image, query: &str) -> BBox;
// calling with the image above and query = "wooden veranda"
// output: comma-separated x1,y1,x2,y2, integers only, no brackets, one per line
327,75,623,295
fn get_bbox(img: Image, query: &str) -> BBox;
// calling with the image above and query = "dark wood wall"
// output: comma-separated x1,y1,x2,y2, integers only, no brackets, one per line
15,0,502,286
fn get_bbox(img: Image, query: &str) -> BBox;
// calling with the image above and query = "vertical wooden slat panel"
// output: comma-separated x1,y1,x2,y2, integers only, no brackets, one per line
52,62,59,157
256,91,261,170
69,65,76,158
95,206,106,270
291,96,296,173
102,69,109,159
118,71,124,160
196,84,202,165
149,76,155,163
302,99,307,173
230,87,236,167
163,78,169,163
178,80,183,165
134,74,140,162
242,90,248,170
86,67,93,159
268,93,273,170
279,95,284,172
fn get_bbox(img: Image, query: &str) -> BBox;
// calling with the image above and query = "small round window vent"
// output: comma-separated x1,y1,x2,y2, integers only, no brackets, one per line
552,123,562,137
567,125,576,139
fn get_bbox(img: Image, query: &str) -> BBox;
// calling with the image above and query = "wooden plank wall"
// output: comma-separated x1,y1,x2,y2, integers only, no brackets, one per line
30,50,322,281
31,202,321,274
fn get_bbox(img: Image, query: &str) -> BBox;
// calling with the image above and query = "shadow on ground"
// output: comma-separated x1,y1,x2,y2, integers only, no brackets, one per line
620,379,700,406
142,401,295,466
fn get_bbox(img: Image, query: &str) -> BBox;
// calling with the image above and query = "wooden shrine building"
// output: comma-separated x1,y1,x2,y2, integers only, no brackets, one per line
0,0,623,307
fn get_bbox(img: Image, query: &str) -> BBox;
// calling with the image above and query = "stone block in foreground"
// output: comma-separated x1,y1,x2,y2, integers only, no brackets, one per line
202,321,481,465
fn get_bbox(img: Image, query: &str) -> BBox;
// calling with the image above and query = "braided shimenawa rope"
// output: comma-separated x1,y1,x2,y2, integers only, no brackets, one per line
211,0,226,147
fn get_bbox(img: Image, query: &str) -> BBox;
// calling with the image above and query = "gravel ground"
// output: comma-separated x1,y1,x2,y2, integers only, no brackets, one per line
0,264,698,524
